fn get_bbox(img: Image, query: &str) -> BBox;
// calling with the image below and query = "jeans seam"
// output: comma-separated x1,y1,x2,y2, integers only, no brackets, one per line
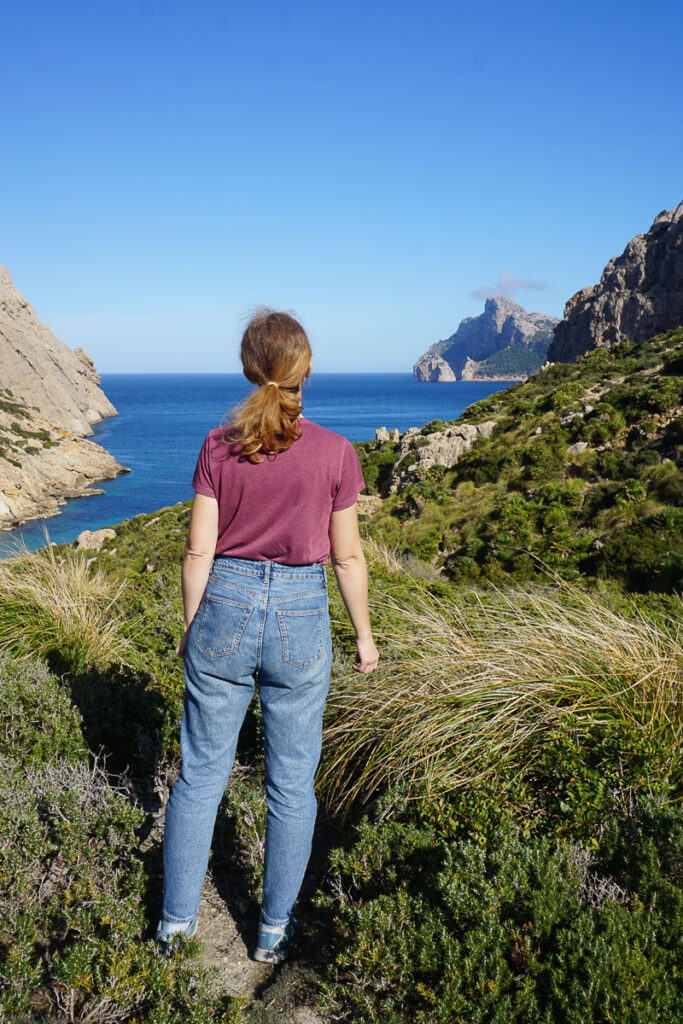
208,577,262,599
276,588,328,603
255,563,270,670
160,911,198,926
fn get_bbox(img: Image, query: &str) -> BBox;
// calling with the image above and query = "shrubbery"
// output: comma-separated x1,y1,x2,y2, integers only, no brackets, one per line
360,329,683,592
318,790,683,1024
0,654,246,1024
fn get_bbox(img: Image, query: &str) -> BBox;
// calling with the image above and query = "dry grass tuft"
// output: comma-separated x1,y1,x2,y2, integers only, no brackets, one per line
0,535,132,670
321,556,683,813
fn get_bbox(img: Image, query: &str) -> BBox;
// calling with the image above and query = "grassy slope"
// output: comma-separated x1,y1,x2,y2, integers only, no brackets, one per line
2,336,683,1020
357,329,683,595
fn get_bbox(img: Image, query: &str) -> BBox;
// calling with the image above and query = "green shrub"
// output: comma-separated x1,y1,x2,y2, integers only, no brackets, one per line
0,653,88,766
355,443,401,495
421,420,448,434
318,794,683,1023
550,381,585,411
593,509,683,591
0,754,245,1023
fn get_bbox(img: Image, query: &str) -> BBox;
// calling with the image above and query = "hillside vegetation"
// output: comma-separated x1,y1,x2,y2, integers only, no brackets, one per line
358,329,683,594
1,329,682,1022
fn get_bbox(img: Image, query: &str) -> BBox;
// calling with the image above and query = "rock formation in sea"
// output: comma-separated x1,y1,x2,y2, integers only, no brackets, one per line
414,297,558,382
0,266,127,530
548,201,683,362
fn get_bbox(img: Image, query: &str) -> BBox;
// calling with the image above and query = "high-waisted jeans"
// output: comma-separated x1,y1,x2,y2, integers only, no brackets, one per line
160,556,332,932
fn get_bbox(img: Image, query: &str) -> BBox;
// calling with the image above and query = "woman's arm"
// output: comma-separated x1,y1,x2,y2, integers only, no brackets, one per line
329,504,379,674
176,492,219,657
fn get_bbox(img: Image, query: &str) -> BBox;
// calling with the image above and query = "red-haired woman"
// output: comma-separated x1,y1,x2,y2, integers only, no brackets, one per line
156,310,379,963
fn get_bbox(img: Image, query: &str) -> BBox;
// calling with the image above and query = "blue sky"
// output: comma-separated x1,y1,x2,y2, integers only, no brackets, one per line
2,0,681,372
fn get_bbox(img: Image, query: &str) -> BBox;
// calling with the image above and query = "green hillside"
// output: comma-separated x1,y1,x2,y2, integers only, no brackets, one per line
1,330,682,1022
358,328,683,593
472,336,551,377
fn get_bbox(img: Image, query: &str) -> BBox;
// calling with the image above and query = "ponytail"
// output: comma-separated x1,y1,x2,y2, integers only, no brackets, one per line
224,310,312,464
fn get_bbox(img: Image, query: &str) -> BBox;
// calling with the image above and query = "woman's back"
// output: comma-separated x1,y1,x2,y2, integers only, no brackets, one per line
192,418,364,564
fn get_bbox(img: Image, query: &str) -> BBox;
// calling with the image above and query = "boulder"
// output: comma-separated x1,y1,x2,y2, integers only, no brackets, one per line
391,420,497,491
75,528,117,552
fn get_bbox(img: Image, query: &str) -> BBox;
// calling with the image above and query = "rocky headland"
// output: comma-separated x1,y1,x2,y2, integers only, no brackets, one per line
548,201,683,362
414,297,558,382
0,266,127,530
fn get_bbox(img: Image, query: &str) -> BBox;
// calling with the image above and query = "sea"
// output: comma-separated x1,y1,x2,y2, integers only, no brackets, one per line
0,373,511,556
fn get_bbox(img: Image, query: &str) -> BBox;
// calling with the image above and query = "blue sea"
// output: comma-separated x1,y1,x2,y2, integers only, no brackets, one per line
0,374,511,555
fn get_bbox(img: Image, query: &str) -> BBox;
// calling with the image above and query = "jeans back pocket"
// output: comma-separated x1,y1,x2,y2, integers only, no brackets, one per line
197,594,254,658
277,608,326,669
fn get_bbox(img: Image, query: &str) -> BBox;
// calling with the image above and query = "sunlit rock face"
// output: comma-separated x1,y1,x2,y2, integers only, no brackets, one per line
548,202,683,362
414,297,558,382
0,266,127,530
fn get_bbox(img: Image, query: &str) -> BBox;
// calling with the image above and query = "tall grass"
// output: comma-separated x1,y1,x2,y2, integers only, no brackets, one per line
0,537,132,670
320,544,683,812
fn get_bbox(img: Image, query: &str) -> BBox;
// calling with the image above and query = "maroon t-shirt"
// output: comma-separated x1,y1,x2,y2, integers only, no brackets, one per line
191,417,365,565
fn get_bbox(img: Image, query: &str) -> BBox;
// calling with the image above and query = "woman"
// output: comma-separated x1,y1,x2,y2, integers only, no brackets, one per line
156,310,379,964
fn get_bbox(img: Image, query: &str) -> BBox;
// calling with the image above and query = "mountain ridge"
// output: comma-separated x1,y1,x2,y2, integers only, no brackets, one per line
414,297,558,382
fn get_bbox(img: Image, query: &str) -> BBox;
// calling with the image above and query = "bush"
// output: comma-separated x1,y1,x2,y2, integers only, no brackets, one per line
317,794,683,1023
0,754,244,1023
595,509,683,591
0,653,88,766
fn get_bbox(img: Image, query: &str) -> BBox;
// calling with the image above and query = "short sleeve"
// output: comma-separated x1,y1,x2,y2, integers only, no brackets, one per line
332,441,365,511
191,434,216,499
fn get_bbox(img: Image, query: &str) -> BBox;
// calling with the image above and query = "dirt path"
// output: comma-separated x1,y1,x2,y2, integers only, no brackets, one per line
196,874,271,998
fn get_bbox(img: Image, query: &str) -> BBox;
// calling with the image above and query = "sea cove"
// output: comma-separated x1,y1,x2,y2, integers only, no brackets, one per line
0,373,510,554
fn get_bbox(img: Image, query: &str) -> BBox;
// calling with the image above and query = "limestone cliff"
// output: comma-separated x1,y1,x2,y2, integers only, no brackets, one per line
0,267,127,530
0,267,117,435
414,297,558,381
548,202,683,362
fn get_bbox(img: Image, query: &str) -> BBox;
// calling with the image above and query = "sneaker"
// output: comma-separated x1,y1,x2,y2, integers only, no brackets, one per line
252,916,300,964
155,915,198,956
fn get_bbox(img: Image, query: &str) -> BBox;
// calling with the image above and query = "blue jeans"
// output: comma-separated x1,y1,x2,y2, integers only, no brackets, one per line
159,556,332,932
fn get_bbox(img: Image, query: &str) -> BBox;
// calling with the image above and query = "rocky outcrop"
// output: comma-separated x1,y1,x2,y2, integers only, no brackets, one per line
0,395,125,530
548,202,683,362
412,352,457,382
0,266,117,436
414,297,558,381
387,420,496,492
75,528,117,552
0,267,127,530
375,427,400,443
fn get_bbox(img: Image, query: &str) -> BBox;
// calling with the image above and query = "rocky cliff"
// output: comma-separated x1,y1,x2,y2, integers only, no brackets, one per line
0,267,117,435
548,202,683,362
414,297,558,381
0,267,127,530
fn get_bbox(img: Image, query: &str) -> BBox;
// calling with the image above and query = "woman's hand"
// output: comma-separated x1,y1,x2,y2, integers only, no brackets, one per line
354,636,379,674
175,630,189,659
